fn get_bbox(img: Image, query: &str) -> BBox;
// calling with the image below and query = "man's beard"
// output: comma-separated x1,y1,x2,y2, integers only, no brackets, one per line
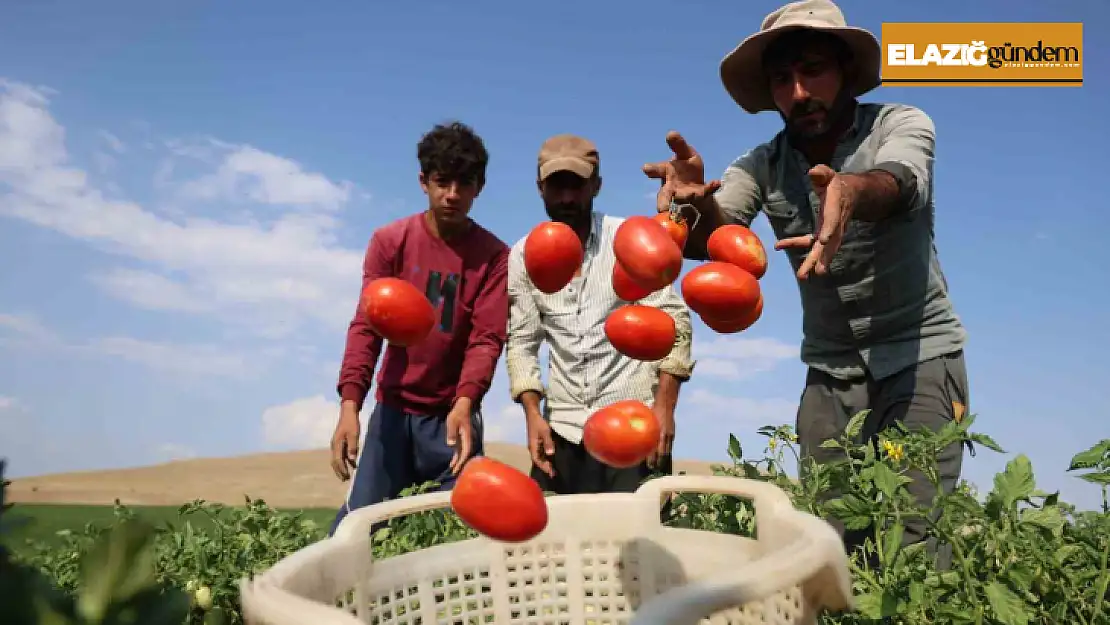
545,199,592,229
782,91,852,142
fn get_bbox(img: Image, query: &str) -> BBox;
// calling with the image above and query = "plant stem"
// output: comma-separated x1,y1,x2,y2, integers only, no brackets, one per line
1090,535,1110,622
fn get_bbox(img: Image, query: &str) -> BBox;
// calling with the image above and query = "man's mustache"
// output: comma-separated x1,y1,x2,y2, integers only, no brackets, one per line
547,203,583,216
788,99,828,120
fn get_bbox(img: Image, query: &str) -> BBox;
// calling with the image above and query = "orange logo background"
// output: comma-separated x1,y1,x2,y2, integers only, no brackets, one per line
880,22,1083,87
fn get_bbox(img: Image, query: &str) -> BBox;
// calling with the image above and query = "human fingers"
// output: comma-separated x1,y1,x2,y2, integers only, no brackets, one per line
642,161,670,180
774,234,815,251
536,429,556,477
665,131,696,160
807,164,836,189
344,429,359,469
796,242,825,280
815,178,843,247
655,180,675,213
451,422,472,475
330,438,349,481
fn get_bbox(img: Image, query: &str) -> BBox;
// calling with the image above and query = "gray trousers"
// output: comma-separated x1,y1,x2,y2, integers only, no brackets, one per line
796,350,969,570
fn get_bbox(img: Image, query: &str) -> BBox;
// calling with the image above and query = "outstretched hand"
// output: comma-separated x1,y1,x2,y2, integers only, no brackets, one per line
774,164,853,279
642,131,721,213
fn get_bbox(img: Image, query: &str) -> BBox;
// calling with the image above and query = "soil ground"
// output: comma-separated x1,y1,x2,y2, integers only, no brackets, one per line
5,442,721,508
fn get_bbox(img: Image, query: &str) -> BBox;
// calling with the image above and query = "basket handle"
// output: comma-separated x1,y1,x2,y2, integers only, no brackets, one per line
628,506,854,624
633,474,794,512
331,490,454,541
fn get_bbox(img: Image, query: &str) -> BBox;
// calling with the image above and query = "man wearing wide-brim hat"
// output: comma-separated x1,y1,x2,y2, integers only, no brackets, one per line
643,0,969,568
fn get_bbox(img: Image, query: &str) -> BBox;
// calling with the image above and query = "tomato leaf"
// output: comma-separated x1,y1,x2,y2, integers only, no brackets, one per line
984,581,1031,625
993,455,1035,509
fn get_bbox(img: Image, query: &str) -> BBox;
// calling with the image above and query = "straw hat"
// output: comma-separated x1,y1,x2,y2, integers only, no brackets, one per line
719,0,881,114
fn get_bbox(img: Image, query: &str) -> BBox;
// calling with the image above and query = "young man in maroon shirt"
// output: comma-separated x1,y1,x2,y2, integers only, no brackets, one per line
328,121,510,535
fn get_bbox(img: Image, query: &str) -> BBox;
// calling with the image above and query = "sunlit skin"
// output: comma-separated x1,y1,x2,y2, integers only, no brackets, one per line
641,32,903,280
537,170,601,247
764,34,857,165
420,172,483,240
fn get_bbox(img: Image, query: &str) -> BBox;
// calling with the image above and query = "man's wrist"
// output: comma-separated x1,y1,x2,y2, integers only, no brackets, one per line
339,399,361,419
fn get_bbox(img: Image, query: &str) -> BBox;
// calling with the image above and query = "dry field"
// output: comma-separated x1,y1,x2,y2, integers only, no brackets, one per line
6,442,721,509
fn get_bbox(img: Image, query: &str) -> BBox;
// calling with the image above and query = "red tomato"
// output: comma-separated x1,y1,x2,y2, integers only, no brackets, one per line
707,224,768,279
361,277,435,346
612,261,654,302
583,400,661,469
653,211,689,250
701,294,764,334
613,216,683,291
604,305,676,361
680,261,762,321
524,221,583,294
451,457,549,543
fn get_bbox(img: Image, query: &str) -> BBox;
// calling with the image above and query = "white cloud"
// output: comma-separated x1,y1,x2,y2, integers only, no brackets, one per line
693,336,796,379
90,336,255,378
484,403,525,444
0,78,367,337
0,395,15,411
97,129,126,154
685,388,797,427
89,268,215,313
0,312,60,345
261,394,343,450
175,141,352,211
0,310,264,379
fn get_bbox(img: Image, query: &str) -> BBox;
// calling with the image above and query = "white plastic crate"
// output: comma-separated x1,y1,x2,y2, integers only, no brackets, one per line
239,475,853,624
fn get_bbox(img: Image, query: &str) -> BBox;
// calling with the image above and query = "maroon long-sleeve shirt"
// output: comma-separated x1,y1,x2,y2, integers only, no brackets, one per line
338,213,510,415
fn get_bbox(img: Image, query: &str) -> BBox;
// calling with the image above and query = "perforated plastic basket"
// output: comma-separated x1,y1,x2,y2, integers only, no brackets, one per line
239,475,853,625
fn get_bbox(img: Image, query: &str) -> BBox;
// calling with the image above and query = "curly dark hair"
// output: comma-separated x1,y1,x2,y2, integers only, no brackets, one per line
416,121,489,187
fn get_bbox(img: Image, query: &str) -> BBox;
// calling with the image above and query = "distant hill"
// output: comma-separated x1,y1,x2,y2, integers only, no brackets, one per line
6,442,723,508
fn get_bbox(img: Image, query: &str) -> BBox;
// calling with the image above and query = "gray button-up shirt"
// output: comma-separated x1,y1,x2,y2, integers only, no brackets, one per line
714,102,966,381
506,211,695,444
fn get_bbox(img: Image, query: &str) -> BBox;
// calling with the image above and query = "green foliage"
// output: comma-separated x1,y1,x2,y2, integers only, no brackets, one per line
4,414,1110,624
7,487,324,625
0,460,193,625
669,414,1110,624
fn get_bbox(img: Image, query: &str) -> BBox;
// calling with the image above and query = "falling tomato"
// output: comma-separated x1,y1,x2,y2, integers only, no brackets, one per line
707,224,768,279
524,221,583,294
653,211,689,250
361,277,435,346
583,400,661,469
451,457,549,543
612,261,654,302
613,216,683,291
604,305,676,361
680,261,762,321
700,294,764,334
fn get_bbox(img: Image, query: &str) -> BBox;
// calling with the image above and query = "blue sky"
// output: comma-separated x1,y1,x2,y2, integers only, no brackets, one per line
0,1,1106,510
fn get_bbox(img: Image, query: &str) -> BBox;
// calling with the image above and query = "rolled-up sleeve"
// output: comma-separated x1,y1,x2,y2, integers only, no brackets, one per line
714,147,768,228
641,284,695,380
505,242,545,401
870,104,936,214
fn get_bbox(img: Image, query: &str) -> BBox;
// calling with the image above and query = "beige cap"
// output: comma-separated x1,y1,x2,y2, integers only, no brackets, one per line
537,134,599,181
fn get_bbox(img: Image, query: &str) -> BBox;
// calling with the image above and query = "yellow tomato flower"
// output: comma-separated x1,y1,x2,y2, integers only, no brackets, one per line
882,440,905,462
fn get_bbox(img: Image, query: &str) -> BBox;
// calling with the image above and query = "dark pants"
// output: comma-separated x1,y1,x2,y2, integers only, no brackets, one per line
796,350,969,569
329,402,484,536
530,428,672,495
